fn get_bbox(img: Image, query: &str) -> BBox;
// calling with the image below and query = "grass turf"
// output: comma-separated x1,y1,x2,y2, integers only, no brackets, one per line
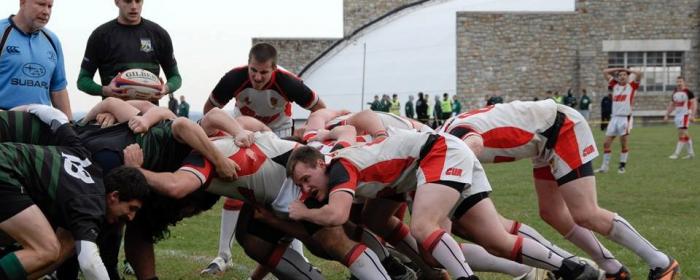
129,124,699,280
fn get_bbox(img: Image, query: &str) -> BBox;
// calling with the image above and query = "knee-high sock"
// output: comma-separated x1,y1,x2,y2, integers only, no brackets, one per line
361,227,390,261
619,151,629,164
267,245,323,280
511,221,575,260
686,138,694,155
515,236,565,271
565,224,622,273
218,199,242,260
421,229,474,278
601,151,611,167
344,244,390,280
605,213,669,269
461,243,530,277
0,252,27,280
674,140,684,155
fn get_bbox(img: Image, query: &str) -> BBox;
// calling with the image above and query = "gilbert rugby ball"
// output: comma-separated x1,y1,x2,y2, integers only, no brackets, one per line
114,69,163,99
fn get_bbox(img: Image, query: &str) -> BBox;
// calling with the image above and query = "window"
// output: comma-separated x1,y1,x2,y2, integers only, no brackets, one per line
607,51,684,92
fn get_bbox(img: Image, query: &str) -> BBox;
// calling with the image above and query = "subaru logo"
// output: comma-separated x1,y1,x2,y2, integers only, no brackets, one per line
22,63,46,77
6,46,20,54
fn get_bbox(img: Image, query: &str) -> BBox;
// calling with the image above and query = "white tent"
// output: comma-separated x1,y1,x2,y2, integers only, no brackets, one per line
293,0,573,117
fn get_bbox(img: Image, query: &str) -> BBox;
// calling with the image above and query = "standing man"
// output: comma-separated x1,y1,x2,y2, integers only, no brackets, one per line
77,0,182,104
177,95,189,118
380,94,392,112
167,93,178,115
390,93,401,116
596,67,642,174
452,94,462,115
578,89,591,120
203,42,325,275
601,89,612,131
369,95,381,111
665,76,696,159
416,92,428,123
405,95,415,119
0,0,72,119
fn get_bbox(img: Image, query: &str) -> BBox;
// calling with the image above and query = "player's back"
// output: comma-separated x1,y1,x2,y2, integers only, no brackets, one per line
0,111,55,144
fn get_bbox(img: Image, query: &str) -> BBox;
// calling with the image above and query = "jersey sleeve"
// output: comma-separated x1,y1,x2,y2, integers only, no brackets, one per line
61,194,105,242
178,151,214,187
630,81,640,90
608,78,617,89
210,68,248,108
275,71,319,110
49,34,68,92
687,90,695,99
156,25,177,70
80,29,103,74
327,159,359,196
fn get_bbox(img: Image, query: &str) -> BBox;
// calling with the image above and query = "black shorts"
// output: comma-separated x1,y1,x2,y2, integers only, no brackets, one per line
0,183,34,222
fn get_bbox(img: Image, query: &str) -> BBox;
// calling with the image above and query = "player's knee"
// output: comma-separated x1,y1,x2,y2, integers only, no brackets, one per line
538,207,560,225
570,211,597,228
409,221,437,243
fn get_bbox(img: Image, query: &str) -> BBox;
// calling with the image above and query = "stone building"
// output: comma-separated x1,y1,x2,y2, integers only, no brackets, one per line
254,0,700,116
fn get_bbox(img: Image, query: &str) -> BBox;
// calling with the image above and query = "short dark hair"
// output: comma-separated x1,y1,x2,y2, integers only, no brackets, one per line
249,43,278,66
286,146,324,177
104,166,150,202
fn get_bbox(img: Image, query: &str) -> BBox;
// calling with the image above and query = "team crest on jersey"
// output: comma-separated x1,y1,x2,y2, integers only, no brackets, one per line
244,96,252,105
47,50,57,62
270,97,278,107
140,39,153,53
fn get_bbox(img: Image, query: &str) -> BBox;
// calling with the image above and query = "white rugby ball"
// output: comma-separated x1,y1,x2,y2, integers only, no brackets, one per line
114,69,163,99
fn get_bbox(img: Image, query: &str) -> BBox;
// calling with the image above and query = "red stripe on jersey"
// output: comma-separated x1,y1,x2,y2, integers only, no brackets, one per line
418,136,447,183
553,118,582,169
230,144,268,176
331,159,360,193
361,158,417,184
481,127,534,149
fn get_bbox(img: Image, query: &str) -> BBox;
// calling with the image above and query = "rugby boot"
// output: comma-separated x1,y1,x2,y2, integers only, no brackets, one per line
382,255,417,280
647,257,679,280
605,266,630,280
553,258,600,280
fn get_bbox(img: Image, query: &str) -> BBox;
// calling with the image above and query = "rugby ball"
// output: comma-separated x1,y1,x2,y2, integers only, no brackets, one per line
114,69,163,99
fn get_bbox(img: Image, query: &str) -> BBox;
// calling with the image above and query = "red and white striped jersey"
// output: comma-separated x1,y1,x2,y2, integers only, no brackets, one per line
180,132,299,206
438,100,559,163
327,129,433,199
609,78,639,116
672,88,695,116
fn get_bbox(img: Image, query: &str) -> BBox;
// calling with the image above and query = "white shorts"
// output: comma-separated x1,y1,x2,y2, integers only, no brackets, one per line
605,115,633,136
674,114,691,129
414,134,492,218
532,105,599,179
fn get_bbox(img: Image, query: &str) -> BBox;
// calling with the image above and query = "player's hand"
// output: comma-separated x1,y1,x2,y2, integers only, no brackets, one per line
308,129,330,142
123,144,144,168
96,113,117,128
128,116,151,133
663,115,669,122
147,84,168,102
215,158,240,181
234,130,255,148
103,74,125,98
288,200,308,221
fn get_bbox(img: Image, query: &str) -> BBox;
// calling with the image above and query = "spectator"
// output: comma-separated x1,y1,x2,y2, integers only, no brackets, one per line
433,94,442,127
369,95,381,111
168,93,179,115
1,0,72,118
77,0,181,104
601,88,613,131
578,89,591,120
564,89,577,108
390,93,401,115
405,95,415,119
479,95,489,108
552,91,563,104
452,95,462,115
533,96,540,101
487,94,503,106
440,93,453,121
416,92,428,122
380,94,392,112
178,95,189,118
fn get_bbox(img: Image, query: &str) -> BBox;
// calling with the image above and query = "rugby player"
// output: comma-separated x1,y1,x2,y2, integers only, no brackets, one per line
664,76,696,159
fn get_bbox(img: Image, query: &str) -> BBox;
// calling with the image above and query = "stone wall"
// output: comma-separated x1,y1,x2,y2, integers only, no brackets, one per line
343,0,418,35
456,0,700,115
252,38,338,75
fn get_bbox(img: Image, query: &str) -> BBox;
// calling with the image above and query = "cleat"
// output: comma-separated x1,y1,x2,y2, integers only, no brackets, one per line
681,154,694,159
605,266,630,280
200,256,232,276
417,268,450,280
617,167,625,174
595,166,608,173
456,276,480,280
648,258,680,280
554,258,600,280
382,255,417,280
514,266,554,280
668,154,679,159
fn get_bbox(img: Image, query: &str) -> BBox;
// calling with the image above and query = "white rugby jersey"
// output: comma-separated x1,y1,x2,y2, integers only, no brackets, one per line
609,78,639,116
671,89,695,116
180,132,299,206
328,129,433,199
438,100,559,163
327,112,416,132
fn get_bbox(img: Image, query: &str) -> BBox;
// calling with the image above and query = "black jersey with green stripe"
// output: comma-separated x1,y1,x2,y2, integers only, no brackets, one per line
81,18,176,86
0,124,104,242
0,111,55,145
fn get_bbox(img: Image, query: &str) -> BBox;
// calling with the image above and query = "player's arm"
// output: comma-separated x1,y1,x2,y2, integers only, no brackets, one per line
627,68,643,82
199,107,255,147
464,134,485,157
309,125,358,146
204,70,242,113
690,94,697,120
309,98,327,112
235,116,272,132
128,106,177,133
123,144,204,198
171,118,240,180
306,108,352,131
665,98,675,121
603,67,626,80
345,109,388,138
76,240,110,279
50,89,73,121
82,97,140,124
289,191,353,226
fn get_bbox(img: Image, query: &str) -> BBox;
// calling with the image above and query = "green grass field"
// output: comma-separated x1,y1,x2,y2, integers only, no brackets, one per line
130,124,699,280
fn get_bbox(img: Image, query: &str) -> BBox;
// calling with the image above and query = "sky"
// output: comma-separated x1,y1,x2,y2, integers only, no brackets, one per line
1,0,344,113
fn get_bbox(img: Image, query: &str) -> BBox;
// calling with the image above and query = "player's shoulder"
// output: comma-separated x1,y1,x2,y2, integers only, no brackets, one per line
140,18,169,33
274,68,303,83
